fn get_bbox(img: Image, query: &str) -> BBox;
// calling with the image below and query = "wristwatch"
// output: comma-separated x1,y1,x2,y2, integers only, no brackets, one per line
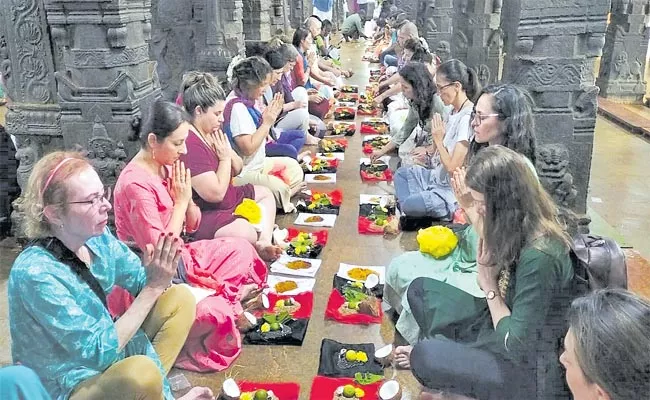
485,290,497,300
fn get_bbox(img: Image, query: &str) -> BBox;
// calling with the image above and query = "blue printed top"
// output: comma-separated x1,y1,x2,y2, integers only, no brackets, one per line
8,228,173,400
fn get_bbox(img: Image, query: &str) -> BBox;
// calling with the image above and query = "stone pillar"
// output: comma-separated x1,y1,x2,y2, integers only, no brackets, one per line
502,0,609,231
451,0,503,86
43,0,159,186
243,0,273,41
395,0,418,21
0,0,62,199
289,0,307,28
596,0,649,103
150,0,244,100
417,0,454,62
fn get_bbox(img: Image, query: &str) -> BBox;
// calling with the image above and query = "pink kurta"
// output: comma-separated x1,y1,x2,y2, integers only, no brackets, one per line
112,162,268,371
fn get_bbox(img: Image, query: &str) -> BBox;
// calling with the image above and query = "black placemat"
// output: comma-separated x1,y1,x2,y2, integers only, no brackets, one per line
333,275,384,299
243,318,309,346
317,338,383,377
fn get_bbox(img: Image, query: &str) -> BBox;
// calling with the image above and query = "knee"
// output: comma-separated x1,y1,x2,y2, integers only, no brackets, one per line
160,284,196,329
410,341,435,387
117,356,164,396
0,365,43,389
407,277,426,310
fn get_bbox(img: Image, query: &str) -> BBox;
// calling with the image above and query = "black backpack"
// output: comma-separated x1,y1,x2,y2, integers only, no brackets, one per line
571,234,628,295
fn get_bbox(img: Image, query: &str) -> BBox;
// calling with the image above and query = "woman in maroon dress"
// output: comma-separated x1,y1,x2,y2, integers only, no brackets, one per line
178,71,282,262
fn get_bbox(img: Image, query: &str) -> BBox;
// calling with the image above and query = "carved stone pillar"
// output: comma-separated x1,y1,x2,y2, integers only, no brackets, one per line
197,0,245,79
596,0,649,103
417,0,454,62
43,0,159,186
0,0,62,234
451,0,503,86
502,0,609,231
243,0,273,41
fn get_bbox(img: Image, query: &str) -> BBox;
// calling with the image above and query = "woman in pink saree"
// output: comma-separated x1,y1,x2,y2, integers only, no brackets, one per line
112,99,268,372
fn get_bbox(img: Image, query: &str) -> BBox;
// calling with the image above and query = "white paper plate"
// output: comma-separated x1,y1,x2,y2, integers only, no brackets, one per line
359,194,395,205
266,275,316,295
317,152,345,161
362,134,391,143
270,254,323,278
337,263,386,284
294,213,337,227
305,173,337,183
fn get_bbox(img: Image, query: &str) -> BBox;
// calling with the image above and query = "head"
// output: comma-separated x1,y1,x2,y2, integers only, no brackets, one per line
470,84,537,164
465,145,569,266
397,21,418,46
398,62,437,122
321,19,333,37
402,38,423,63
306,16,322,38
264,48,287,85
292,27,312,52
435,59,481,106
280,43,300,71
137,99,192,166
180,71,226,136
410,49,435,76
230,56,273,100
358,9,367,22
561,289,650,400
18,151,111,243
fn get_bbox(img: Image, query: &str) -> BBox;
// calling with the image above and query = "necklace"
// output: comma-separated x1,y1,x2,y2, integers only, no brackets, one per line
453,97,470,114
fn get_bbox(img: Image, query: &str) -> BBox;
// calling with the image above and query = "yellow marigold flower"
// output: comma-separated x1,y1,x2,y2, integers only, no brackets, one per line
313,193,322,200
417,225,458,259
354,388,365,398
233,198,262,224
355,351,368,363
240,393,253,400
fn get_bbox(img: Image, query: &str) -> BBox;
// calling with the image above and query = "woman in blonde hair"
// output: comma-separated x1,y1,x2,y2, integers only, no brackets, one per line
176,71,281,260
8,151,213,399
399,146,574,400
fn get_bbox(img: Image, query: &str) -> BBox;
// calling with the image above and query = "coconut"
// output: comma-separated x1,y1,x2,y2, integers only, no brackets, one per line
221,378,241,400
272,228,289,248
244,292,270,311
364,273,380,290
374,344,393,367
378,380,402,400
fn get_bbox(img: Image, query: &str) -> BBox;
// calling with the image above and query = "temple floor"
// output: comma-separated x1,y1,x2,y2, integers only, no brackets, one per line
1,41,650,399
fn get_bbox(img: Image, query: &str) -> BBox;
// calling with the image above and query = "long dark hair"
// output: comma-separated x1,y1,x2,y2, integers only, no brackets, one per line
468,84,537,164
466,145,570,268
436,59,481,102
134,99,190,147
398,62,437,124
292,27,310,49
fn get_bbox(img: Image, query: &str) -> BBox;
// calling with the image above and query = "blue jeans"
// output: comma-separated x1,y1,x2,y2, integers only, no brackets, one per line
0,366,51,400
383,54,398,68
265,129,306,159
394,167,428,217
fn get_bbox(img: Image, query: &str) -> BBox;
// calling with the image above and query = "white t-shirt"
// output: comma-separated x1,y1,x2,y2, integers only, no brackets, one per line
229,101,266,173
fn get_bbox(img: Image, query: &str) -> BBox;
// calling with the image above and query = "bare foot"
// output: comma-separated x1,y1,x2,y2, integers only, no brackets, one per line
394,345,413,369
178,386,215,400
290,182,308,197
255,241,283,262
240,283,261,303
305,134,320,146
298,150,313,159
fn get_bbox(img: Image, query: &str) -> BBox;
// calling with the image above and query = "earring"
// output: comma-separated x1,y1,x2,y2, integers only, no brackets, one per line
152,149,156,161
59,223,64,229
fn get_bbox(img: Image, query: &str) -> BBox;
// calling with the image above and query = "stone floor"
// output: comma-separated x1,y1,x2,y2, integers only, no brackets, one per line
1,42,650,399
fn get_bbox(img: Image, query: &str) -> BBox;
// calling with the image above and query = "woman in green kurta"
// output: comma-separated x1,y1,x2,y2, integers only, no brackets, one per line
385,84,539,344
396,146,574,400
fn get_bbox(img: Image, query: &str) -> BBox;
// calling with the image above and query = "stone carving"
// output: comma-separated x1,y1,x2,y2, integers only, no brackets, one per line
502,0,609,229
492,0,502,13
82,117,128,186
597,0,648,103
14,138,39,192
436,41,451,63
536,144,578,209
477,64,491,85
418,0,453,56
71,45,150,69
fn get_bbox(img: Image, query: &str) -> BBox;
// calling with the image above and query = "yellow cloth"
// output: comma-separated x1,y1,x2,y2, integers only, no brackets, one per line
417,226,459,259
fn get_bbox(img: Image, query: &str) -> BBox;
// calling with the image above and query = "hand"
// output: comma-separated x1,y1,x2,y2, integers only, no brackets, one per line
410,147,427,158
169,160,193,206
262,93,284,125
307,50,317,65
476,238,500,292
431,114,445,143
309,93,325,103
451,167,473,210
293,99,308,109
207,129,231,161
373,95,384,107
143,233,183,290
370,149,384,162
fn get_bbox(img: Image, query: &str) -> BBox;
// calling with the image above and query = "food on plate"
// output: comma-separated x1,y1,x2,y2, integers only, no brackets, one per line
313,174,331,181
286,260,312,270
288,232,318,256
334,384,366,399
273,297,302,313
347,267,378,281
328,122,356,136
340,85,359,93
305,215,325,223
333,106,356,120
274,280,298,293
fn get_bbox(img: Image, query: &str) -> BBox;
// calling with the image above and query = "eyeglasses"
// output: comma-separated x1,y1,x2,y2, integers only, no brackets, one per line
470,110,500,126
68,186,112,208
435,82,456,92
